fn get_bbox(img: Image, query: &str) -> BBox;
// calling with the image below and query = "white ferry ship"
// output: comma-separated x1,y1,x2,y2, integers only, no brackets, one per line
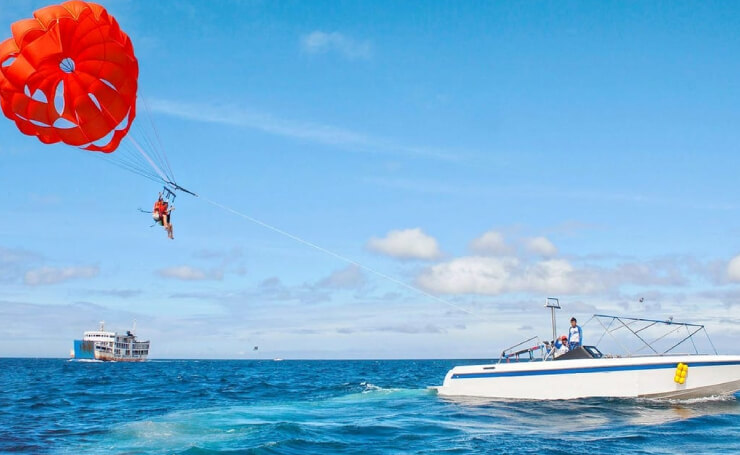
71,321,150,362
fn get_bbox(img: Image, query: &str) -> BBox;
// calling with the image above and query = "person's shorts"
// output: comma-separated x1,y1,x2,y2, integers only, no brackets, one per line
152,211,161,222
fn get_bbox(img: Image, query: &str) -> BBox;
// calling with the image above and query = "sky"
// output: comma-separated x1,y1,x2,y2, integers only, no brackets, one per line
1,0,740,359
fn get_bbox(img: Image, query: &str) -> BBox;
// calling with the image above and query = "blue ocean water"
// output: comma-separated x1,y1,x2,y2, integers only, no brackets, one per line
1,359,739,454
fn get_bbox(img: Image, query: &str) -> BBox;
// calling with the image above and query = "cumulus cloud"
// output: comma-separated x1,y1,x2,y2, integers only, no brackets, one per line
367,228,441,260
524,236,558,257
470,231,509,255
728,255,740,282
0,246,41,283
24,266,99,286
192,247,243,264
415,246,697,297
610,260,686,287
157,266,223,281
300,31,372,60
416,257,601,295
417,256,514,295
256,277,331,304
318,265,366,289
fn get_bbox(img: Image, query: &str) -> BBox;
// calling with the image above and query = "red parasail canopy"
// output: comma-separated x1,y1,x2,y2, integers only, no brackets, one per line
0,1,138,153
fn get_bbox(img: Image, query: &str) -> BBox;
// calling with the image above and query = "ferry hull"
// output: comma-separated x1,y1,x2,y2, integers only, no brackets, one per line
436,355,740,400
93,352,146,362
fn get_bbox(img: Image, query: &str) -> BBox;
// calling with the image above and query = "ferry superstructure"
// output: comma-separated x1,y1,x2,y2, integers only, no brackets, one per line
72,321,150,362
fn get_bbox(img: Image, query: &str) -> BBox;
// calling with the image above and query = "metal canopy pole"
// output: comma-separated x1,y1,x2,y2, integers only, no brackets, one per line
664,326,704,354
546,297,560,343
596,316,633,356
616,316,660,355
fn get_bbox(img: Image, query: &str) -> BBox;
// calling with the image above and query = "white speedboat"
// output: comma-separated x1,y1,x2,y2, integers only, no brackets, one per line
436,299,740,400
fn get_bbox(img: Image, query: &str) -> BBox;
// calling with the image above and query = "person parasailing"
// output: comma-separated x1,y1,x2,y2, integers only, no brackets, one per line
152,192,174,239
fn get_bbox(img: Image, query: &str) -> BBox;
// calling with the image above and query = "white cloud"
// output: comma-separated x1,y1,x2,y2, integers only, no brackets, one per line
525,236,558,257
470,231,508,255
728,255,740,282
1,246,40,283
148,99,457,161
512,259,590,294
301,31,372,60
24,266,99,286
149,98,366,146
157,266,223,281
367,228,441,260
417,256,514,294
416,257,603,295
318,265,366,289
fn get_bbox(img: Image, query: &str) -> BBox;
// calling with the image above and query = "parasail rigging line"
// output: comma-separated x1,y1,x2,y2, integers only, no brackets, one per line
90,130,474,317
198,194,476,317
140,96,175,181
76,93,467,316
127,135,171,184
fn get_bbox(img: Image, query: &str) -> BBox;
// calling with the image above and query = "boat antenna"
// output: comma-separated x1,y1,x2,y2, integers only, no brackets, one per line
545,297,561,342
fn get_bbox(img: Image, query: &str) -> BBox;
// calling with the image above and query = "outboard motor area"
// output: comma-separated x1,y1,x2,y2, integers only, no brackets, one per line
555,345,603,361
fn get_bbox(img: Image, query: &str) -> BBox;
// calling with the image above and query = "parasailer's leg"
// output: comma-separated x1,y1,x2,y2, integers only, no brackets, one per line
165,210,174,239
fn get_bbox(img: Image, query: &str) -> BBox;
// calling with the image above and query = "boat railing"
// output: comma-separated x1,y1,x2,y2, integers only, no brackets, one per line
498,336,547,363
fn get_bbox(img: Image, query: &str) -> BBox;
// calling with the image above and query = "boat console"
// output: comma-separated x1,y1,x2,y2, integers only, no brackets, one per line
554,345,603,360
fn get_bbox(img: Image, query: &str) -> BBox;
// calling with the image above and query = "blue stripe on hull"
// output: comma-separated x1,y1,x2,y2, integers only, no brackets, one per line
451,360,740,379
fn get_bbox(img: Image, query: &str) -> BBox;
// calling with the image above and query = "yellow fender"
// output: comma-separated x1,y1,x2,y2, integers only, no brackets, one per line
674,363,689,384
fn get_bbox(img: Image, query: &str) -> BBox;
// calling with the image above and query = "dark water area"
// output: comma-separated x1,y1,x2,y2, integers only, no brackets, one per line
1,358,739,454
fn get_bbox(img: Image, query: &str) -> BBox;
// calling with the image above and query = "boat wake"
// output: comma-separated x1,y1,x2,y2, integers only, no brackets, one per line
57,382,740,454
640,393,739,405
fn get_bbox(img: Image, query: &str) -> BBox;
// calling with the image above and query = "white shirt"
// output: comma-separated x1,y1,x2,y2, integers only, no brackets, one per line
569,326,581,344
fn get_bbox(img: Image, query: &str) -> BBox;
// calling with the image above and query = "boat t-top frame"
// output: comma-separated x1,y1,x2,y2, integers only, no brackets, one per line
585,314,719,356
498,300,720,363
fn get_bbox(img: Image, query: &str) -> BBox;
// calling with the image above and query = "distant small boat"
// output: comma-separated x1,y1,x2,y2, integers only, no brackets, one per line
273,358,284,362
71,321,150,362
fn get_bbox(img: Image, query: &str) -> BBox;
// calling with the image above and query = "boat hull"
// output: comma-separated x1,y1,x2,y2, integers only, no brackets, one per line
436,355,740,400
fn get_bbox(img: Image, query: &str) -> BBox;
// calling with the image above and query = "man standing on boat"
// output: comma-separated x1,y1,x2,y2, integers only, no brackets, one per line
568,317,582,350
